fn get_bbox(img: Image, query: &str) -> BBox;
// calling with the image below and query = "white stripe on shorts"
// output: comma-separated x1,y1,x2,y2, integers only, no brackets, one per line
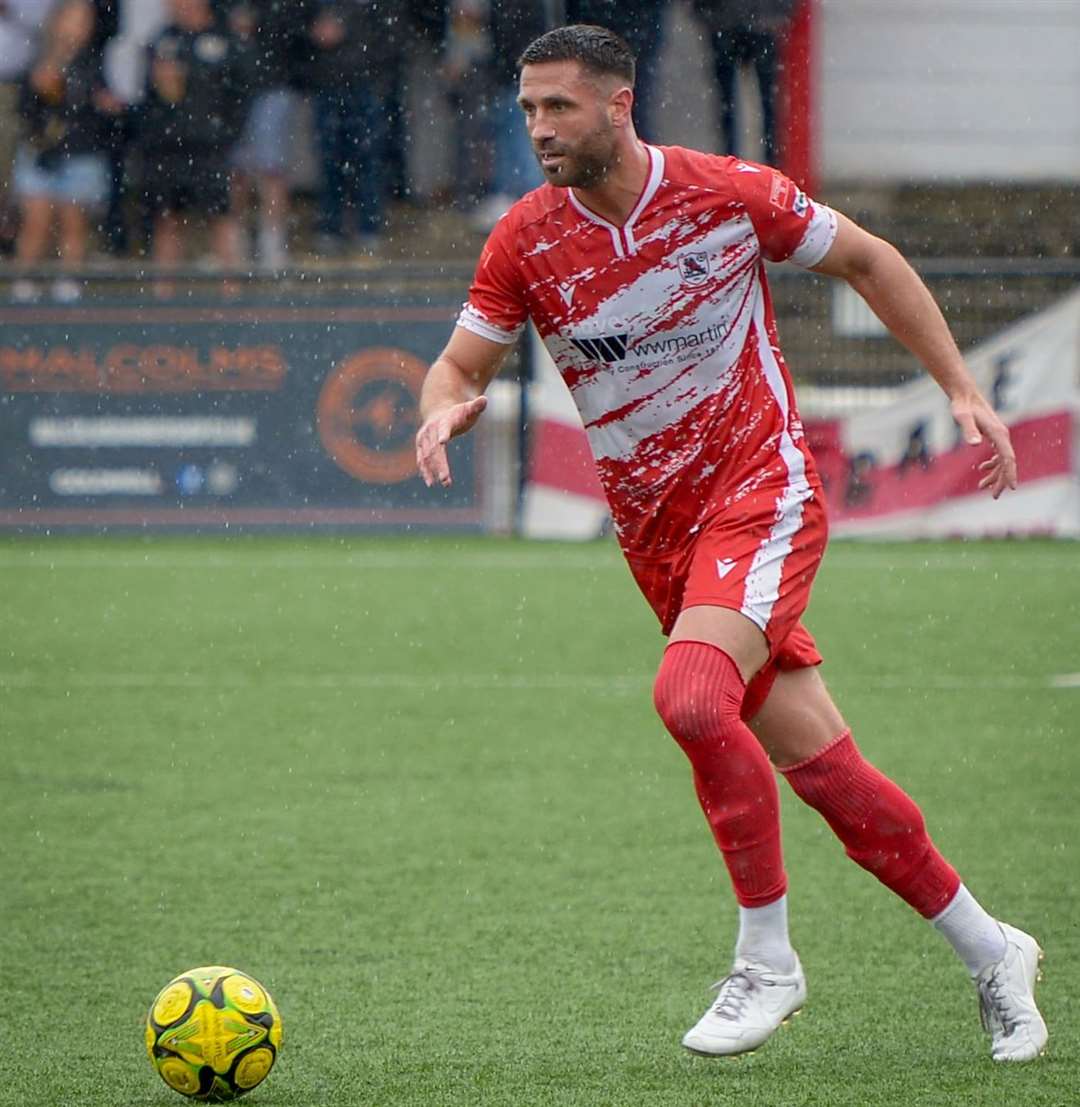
740,288,814,632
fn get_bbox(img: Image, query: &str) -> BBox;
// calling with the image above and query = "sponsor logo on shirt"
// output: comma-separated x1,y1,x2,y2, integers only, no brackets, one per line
633,321,727,359
769,174,793,210
567,317,734,365
569,334,630,363
793,189,809,217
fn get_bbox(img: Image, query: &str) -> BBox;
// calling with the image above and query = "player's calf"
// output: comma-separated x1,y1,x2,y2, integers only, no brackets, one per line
778,729,959,916
781,731,1048,1061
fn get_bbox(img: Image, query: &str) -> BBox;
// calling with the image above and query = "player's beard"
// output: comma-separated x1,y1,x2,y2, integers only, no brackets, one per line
535,119,617,190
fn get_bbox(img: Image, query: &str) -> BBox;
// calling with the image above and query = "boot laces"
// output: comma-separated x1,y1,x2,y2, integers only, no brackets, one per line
977,964,1017,1037
709,971,761,1021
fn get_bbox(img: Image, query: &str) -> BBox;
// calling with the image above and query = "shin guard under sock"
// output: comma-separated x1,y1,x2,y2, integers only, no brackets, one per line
780,731,960,917
653,640,787,908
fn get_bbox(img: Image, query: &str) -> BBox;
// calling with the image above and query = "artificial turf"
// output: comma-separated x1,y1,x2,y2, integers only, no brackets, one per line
1,535,1077,1106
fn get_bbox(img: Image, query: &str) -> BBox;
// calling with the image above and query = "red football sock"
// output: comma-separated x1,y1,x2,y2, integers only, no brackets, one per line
653,640,787,908
780,731,960,918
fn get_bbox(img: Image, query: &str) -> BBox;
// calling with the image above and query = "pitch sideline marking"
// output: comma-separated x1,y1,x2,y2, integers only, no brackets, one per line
0,549,1076,573
0,552,619,572
0,671,1076,692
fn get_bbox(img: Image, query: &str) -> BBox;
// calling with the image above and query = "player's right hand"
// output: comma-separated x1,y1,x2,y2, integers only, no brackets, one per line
415,396,488,488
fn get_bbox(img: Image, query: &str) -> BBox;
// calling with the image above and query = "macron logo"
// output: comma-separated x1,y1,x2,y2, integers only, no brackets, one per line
716,558,737,579
558,282,576,307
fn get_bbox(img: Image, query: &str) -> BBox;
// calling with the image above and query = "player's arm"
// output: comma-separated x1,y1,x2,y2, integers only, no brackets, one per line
811,213,1017,498
415,326,513,488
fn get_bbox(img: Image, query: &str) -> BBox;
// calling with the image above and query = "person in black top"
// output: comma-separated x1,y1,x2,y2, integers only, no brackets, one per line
691,0,796,164
564,0,668,138
136,0,251,288
295,0,403,256
11,0,120,302
468,0,548,232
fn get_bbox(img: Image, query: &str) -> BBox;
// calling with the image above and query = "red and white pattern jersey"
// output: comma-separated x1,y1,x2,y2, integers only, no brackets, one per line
457,144,838,558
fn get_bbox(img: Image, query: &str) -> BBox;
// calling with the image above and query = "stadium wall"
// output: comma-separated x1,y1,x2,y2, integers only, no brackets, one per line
817,0,1080,181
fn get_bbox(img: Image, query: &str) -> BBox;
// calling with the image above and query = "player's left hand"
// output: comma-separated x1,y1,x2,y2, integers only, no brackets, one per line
951,392,1018,499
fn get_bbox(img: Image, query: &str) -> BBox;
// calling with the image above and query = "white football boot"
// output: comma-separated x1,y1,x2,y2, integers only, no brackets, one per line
682,956,806,1057
975,922,1048,1062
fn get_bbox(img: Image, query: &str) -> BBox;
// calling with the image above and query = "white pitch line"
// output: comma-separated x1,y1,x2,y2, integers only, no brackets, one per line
0,670,650,692
0,547,1075,574
826,554,1080,573
838,674,1078,691
0,552,622,573
0,671,1076,692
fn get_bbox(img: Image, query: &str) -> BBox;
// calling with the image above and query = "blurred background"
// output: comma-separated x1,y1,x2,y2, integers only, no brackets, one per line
1,0,1077,539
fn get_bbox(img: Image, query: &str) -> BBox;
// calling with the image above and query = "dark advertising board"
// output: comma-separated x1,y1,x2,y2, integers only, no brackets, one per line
0,285,485,531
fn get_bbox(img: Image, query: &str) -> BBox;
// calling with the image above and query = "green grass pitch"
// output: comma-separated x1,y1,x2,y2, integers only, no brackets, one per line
2,534,1077,1106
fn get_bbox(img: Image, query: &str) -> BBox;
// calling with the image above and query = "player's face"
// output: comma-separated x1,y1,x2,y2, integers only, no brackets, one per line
518,61,621,190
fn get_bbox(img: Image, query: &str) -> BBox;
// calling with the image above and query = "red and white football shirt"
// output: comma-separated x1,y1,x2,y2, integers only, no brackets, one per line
458,144,837,633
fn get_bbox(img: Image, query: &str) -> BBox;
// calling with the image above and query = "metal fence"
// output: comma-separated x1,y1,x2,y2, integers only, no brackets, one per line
769,258,1080,389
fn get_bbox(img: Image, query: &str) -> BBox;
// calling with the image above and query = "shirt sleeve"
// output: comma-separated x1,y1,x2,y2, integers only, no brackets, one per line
730,160,838,268
456,215,529,345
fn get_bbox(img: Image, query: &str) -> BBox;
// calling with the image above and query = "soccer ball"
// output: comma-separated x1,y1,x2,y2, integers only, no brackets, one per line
145,966,283,1101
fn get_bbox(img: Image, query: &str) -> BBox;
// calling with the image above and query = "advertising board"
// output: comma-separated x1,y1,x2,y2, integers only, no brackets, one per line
0,292,484,531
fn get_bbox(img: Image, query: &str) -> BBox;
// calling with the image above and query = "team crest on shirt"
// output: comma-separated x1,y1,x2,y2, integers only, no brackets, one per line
678,251,711,287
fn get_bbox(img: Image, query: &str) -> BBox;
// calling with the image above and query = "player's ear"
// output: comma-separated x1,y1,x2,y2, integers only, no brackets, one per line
609,85,634,127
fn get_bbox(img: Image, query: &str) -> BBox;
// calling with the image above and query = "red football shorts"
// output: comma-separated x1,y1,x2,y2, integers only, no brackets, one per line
626,484,827,720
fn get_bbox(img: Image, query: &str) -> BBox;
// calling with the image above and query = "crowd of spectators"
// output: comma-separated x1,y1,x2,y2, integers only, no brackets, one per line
0,0,796,301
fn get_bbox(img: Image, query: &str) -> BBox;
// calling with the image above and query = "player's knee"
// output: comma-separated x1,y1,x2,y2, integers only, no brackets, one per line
653,640,744,742
652,668,712,741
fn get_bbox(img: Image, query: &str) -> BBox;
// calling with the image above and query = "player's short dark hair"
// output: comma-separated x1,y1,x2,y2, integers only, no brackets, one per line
517,24,636,86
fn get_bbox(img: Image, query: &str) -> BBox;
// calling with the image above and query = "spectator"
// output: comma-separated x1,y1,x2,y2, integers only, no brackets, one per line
383,0,448,204
0,0,55,257
564,0,667,139
136,0,250,292
11,0,119,302
88,0,117,55
440,0,493,214
223,0,307,271
692,0,795,165
97,0,171,256
469,0,547,232
297,1,403,257
83,0,126,253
